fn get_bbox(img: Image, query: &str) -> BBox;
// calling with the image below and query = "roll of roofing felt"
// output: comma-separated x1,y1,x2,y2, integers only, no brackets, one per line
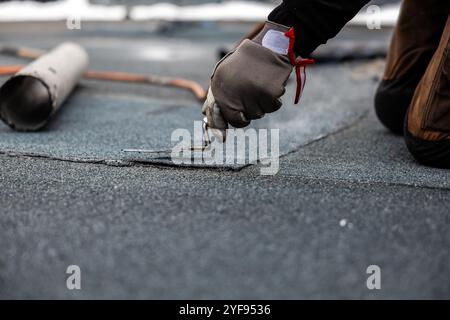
0,42,88,131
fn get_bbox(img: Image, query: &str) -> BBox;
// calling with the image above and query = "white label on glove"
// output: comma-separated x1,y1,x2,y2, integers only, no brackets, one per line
262,30,289,55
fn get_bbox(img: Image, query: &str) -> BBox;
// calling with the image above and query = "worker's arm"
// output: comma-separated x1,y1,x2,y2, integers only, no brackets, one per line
268,0,371,56
203,0,371,134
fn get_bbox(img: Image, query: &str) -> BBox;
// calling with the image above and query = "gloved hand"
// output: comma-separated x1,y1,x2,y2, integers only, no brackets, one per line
202,21,314,141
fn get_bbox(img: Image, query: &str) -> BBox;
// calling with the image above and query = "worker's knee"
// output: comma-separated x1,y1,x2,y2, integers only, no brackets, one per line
404,126,450,169
374,80,413,135
403,16,450,169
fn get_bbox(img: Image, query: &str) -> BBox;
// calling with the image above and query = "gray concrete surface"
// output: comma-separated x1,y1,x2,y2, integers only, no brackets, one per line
0,22,449,299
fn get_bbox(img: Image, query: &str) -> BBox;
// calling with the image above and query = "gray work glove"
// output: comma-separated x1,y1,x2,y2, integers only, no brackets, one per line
203,21,311,140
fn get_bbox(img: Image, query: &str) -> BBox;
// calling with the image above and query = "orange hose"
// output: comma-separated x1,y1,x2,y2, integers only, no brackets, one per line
168,78,208,102
0,65,22,76
84,70,149,83
0,65,206,102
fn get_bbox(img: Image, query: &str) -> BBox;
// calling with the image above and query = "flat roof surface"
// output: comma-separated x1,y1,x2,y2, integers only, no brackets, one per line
0,22,449,299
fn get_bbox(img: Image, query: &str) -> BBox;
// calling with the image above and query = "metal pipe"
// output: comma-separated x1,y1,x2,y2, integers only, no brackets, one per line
0,42,88,131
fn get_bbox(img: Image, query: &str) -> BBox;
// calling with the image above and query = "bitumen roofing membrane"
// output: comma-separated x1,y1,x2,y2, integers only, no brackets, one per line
0,21,448,299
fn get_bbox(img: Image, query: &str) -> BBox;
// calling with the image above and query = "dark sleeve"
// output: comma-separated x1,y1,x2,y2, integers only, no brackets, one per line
268,0,370,56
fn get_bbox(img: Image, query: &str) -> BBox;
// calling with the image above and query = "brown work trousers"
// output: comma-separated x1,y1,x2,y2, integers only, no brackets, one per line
375,0,450,168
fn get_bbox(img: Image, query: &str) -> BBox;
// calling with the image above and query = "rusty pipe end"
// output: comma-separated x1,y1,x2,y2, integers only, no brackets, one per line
0,75,52,131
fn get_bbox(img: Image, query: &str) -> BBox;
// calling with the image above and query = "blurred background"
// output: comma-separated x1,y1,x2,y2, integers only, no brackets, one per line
0,0,400,23
0,0,399,3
